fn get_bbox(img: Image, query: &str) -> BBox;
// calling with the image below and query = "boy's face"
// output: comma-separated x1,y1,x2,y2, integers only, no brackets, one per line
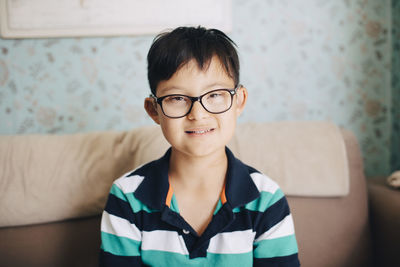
145,56,247,158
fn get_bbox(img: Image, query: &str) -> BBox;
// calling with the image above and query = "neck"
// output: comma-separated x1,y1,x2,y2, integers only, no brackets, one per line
169,147,228,190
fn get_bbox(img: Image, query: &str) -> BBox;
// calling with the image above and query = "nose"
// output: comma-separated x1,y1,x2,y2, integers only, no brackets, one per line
187,100,209,120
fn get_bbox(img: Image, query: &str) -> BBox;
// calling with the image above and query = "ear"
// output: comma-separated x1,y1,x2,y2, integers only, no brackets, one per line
235,85,248,116
144,97,161,124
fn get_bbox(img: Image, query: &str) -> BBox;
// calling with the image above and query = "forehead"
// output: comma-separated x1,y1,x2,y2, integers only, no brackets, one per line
157,56,234,95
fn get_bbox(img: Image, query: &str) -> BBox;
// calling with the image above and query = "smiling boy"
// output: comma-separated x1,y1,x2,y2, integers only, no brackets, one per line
99,26,300,266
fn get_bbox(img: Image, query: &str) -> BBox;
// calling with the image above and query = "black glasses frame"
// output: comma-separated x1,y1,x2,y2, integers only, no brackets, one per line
150,84,241,119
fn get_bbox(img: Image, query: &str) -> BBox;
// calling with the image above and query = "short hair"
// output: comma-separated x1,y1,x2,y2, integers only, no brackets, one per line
147,26,240,95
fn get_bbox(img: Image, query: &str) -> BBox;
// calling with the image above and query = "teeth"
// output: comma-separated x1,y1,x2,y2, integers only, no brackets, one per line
187,129,212,134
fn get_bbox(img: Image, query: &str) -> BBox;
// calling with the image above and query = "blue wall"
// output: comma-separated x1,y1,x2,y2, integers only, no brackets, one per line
0,0,397,177
392,0,400,172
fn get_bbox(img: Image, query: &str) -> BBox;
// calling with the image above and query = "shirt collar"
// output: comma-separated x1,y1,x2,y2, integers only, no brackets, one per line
133,147,260,211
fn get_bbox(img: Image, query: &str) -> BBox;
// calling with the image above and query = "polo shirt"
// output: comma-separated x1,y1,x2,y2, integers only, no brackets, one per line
99,147,300,267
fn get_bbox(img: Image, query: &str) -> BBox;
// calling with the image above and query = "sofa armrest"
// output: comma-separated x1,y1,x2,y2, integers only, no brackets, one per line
0,215,101,267
368,178,400,267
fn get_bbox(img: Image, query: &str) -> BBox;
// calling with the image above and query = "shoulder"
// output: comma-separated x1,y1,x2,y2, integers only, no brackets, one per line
106,162,161,213
246,166,281,195
226,147,282,198
243,165,287,212
111,160,156,194
225,147,287,210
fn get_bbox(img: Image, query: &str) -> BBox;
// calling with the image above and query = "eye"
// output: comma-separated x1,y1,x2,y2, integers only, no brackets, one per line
206,90,229,101
172,96,185,101
209,92,222,98
164,95,188,104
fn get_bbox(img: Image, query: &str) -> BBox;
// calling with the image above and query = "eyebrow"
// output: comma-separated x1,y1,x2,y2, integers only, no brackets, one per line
159,82,234,95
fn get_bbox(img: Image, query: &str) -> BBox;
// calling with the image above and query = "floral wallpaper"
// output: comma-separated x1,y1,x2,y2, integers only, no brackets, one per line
0,0,396,177
392,0,400,172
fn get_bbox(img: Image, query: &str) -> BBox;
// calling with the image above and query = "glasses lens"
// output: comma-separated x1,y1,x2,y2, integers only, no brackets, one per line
161,95,191,118
202,90,232,113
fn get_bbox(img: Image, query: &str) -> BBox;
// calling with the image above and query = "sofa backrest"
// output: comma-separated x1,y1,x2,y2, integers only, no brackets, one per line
0,121,350,227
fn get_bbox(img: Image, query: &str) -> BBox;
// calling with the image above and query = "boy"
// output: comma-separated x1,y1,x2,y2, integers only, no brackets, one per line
99,26,300,266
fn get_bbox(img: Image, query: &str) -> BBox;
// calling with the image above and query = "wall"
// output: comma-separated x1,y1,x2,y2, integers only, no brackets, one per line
0,0,394,177
392,0,400,172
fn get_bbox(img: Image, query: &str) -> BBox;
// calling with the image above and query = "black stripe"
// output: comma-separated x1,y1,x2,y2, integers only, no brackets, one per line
105,192,290,238
220,197,290,238
253,196,291,239
104,194,183,232
104,194,138,225
221,208,259,232
253,253,300,267
99,250,144,267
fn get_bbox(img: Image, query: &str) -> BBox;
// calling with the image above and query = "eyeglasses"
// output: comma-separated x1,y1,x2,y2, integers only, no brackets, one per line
150,84,241,119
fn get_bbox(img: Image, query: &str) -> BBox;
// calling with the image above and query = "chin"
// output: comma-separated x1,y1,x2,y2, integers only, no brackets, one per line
175,144,226,158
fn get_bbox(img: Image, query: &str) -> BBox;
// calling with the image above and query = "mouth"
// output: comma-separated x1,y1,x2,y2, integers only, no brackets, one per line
185,128,215,135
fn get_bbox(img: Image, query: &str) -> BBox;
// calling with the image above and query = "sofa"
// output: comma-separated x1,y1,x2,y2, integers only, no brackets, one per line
0,121,399,267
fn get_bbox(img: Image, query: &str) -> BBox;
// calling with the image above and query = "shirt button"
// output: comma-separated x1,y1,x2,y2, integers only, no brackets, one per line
183,229,190,234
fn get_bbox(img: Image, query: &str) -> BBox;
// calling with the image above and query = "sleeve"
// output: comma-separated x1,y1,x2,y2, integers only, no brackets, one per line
99,183,144,267
252,187,300,267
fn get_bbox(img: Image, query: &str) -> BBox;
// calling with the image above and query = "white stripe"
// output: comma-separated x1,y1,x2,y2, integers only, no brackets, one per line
250,172,279,194
101,211,141,241
255,214,295,242
142,230,189,255
114,174,145,194
208,230,255,254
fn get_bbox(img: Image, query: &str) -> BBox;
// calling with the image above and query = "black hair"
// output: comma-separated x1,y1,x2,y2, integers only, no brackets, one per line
147,26,240,95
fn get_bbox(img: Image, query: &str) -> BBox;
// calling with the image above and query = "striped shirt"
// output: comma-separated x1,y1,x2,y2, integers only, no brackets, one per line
99,147,300,266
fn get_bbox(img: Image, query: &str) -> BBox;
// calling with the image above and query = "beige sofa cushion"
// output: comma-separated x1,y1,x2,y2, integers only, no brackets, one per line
0,121,349,227
0,128,169,227
229,121,349,197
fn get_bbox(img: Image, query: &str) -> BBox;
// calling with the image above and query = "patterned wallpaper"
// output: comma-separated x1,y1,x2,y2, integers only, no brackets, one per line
0,0,396,177
392,0,400,172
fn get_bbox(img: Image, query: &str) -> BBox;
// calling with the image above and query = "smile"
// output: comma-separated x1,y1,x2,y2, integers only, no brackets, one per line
185,128,215,134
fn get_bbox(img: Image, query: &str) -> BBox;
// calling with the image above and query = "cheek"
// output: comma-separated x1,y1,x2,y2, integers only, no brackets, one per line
159,119,181,143
220,109,237,125
217,113,237,138
233,100,243,116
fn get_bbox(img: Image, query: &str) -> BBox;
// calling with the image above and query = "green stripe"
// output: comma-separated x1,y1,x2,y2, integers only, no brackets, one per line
110,184,158,213
101,231,141,256
141,250,252,267
110,184,128,201
170,194,180,213
253,234,298,258
233,189,285,213
213,199,223,215
206,252,253,266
